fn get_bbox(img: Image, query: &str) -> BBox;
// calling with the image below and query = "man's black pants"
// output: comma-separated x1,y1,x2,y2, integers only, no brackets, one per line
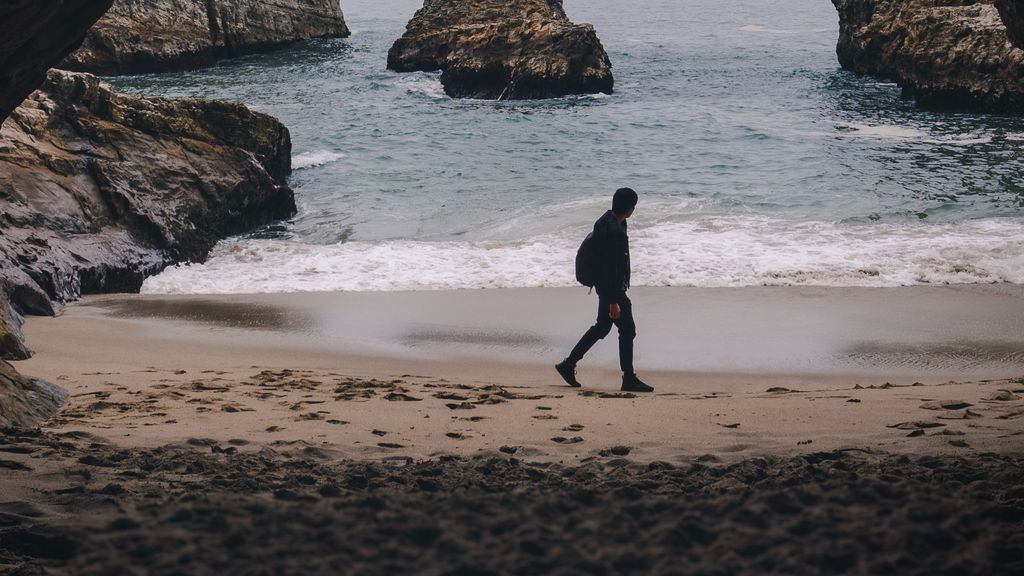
566,294,635,375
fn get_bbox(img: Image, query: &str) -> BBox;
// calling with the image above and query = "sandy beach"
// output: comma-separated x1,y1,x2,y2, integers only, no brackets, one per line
2,286,1023,573
8,285,1024,460
5,0,1024,573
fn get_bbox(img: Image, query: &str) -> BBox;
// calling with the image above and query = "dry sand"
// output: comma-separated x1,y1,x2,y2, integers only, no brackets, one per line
2,286,1024,574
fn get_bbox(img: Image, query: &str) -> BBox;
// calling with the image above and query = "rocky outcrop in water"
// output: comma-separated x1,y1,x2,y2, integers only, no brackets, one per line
0,70,295,359
995,0,1024,46
0,0,114,124
832,0,1024,112
63,0,350,75
387,0,613,99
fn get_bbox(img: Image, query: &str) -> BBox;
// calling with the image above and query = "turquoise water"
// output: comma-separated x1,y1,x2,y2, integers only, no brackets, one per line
110,0,1024,293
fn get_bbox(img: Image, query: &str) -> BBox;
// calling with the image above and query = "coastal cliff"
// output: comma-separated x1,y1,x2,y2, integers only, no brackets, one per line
832,0,1024,111
62,0,350,75
387,0,613,99
0,71,296,360
0,0,114,124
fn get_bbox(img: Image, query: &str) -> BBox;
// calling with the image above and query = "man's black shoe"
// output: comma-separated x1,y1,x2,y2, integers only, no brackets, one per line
555,361,581,388
621,373,654,393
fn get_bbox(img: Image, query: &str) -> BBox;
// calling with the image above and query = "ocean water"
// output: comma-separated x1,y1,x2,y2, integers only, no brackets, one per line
108,0,1024,294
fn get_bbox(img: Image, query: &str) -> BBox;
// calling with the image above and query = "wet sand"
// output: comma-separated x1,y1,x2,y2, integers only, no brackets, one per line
37,284,1024,377
3,285,1024,573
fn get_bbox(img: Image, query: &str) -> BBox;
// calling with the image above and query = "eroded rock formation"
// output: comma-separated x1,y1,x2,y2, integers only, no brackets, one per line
0,0,114,124
0,360,67,428
0,71,296,359
995,0,1024,47
388,0,613,99
63,0,350,75
832,0,1024,111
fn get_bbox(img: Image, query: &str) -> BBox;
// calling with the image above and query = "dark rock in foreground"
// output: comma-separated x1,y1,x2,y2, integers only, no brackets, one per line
388,0,613,99
996,0,1024,47
0,362,66,428
0,0,114,124
0,298,30,361
833,0,1024,112
0,70,295,359
63,0,350,75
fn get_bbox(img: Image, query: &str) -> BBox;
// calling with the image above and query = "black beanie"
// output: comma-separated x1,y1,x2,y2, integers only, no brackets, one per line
612,187,638,214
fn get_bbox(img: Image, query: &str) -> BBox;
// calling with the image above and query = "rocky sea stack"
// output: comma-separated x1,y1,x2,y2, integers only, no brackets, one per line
832,0,1024,112
388,0,613,100
0,71,296,360
63,0,350,75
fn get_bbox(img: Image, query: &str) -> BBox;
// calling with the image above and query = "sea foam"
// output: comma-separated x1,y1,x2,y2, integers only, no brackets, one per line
292,150,345,170
142,217,1024,294
835,122,992,145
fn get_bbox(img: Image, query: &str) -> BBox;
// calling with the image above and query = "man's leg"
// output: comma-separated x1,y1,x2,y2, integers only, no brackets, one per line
557,298,613,387
613,296,636,375
566,297,614,366
616,297,653,392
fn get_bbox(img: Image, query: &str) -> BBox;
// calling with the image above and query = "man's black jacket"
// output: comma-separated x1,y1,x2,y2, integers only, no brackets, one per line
592,210,630,304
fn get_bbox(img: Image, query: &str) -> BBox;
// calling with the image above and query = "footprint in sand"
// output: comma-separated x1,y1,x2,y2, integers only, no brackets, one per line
579,390,636,399
937,409,983,420
384,392,422,402
446,432,469,440
598,446,631,456
563,424,584,432
987,390,1021,401
920,400,973,410
551,436,584,444
0,459,32,471
533,415,558,420
371,430,388,436
887,421,945,430
377,442,404,449
434,392,469,401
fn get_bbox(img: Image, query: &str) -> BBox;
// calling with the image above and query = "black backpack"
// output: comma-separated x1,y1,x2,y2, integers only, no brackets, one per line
575,232,596,287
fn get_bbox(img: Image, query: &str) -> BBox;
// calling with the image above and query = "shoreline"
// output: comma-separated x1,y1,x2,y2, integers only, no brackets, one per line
26,284,1024,376
10,284,1024,461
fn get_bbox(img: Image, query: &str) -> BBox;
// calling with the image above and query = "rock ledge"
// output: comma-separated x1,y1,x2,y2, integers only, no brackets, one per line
63,0,350,75
833,0,1024,112
0,71,296,359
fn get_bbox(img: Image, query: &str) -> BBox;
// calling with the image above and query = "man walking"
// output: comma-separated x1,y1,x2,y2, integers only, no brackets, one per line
556,187,654,393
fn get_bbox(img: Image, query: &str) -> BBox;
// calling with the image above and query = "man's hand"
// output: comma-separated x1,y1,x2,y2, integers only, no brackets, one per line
609,303,621,320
